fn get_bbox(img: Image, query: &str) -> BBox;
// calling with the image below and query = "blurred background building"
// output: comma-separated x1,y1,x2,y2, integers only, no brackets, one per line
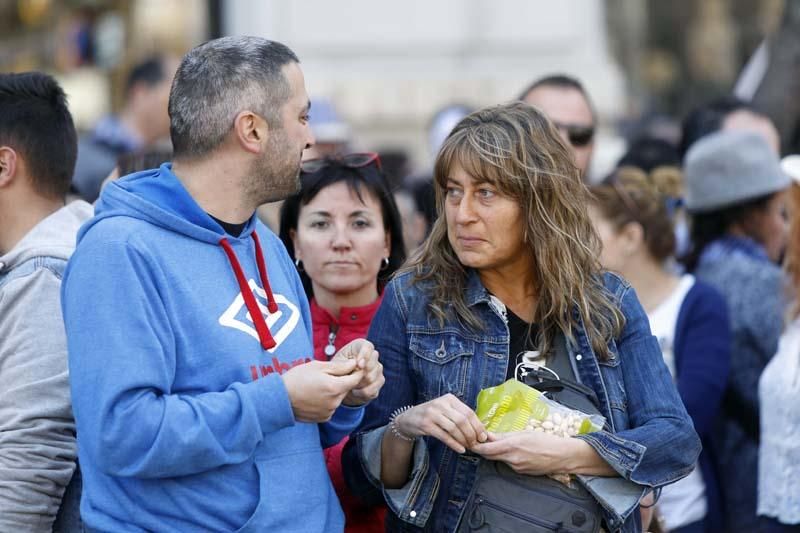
0,0,793,181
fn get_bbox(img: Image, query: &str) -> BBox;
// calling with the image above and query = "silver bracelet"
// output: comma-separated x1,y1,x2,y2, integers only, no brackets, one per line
389,405,415,442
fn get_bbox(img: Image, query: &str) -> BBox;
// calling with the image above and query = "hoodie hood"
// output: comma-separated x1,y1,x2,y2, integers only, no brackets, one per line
0,200,93,273
85,162,258,245
88,163,281,350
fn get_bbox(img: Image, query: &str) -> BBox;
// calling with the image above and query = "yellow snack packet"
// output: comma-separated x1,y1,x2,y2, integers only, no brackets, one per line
475,379,604,435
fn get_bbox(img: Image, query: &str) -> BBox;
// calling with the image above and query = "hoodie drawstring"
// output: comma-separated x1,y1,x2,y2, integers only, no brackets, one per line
219,234,278,350
250,232,279,314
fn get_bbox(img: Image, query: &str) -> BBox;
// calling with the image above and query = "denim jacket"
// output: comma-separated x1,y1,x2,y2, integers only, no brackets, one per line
342,269,700,533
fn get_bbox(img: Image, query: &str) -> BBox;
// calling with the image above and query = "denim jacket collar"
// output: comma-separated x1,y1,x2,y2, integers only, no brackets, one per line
464,269,492,308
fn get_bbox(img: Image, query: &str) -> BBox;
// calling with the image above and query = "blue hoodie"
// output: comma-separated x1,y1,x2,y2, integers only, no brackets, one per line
62,164,363,532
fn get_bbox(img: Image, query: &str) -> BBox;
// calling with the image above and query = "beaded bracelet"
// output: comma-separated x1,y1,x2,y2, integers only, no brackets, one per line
389,405,415,442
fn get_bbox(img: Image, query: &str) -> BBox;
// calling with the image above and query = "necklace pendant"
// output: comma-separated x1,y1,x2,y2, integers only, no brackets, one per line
325,327,338,358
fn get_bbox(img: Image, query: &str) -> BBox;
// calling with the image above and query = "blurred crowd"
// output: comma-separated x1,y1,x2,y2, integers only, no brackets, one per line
1,33,800,533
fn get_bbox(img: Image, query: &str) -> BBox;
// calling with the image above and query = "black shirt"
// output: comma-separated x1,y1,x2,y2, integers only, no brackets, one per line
209,214,247,238
505,308,540,381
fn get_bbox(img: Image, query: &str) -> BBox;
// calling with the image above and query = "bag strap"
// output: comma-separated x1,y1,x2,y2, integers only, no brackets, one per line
523,331,603,417
531,378,601,411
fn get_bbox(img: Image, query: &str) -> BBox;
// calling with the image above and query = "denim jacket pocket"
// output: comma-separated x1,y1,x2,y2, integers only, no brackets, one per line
597,343,630,430
410,332,474,402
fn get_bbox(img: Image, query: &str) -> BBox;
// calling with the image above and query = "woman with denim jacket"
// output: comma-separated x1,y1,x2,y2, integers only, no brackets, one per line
342,102,701,532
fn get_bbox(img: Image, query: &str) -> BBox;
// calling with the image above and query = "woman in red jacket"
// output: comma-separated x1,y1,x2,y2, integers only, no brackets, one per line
279,153,406,532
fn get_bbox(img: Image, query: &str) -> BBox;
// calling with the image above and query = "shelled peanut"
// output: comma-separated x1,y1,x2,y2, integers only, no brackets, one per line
525,411,582,437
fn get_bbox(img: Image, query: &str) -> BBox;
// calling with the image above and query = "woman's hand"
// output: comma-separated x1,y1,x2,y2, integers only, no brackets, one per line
332,339,385,407
470,431,573,475
471,431,618,477
394,393,488,453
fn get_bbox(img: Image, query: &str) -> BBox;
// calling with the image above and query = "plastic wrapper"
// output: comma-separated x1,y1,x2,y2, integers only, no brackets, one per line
476,379,605,435
475,379,606,485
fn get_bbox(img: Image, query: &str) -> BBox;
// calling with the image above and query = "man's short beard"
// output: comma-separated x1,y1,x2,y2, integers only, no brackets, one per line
245,131,301,205
245,160,298,205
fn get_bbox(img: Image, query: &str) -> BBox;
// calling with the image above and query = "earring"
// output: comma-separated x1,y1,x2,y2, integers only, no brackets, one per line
380,257,390,271
295,258,304,272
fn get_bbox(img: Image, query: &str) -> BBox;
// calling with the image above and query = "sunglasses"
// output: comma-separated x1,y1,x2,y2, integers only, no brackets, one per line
301,152,382,174
553,122,595,148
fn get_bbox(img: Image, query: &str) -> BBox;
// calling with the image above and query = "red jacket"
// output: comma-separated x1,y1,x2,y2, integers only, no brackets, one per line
310,297,386,533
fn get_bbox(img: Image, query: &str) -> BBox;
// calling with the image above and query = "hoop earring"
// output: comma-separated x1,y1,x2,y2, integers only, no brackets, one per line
380,257,389,271
295,258,304,272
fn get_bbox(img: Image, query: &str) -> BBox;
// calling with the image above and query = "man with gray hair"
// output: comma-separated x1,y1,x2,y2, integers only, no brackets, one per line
62,36,384,532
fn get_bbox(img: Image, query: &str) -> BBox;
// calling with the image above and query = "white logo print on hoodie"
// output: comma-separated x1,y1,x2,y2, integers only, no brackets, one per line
218,279,300,353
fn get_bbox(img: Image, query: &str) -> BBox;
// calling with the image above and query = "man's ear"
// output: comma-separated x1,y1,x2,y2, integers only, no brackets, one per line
232,111,268,155
0,147,18,188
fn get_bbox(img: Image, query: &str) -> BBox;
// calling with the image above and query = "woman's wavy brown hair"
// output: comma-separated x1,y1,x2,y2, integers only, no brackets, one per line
405,101,624,360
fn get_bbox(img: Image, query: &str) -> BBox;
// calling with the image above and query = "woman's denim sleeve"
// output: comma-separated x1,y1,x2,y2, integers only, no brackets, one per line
577,285,702,488
342,279,437,526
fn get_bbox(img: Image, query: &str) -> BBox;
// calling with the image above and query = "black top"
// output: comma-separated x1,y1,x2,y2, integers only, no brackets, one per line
505,308,540,381
209,214,247,238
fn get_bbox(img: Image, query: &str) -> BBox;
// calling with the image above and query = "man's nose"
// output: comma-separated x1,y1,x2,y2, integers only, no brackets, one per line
305,125,316,149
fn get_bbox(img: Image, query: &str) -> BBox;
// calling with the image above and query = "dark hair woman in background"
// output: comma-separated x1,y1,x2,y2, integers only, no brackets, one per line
279,153,405,532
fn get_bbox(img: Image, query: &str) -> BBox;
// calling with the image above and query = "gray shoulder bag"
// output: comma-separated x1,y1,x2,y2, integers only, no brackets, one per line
456,332,604,533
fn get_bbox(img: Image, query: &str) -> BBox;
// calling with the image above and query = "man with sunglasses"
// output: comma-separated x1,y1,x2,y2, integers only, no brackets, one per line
519,74,597,180
62,36,383,533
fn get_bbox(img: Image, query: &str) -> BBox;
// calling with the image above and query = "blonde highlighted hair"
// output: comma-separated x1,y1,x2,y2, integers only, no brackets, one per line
406,102,624,360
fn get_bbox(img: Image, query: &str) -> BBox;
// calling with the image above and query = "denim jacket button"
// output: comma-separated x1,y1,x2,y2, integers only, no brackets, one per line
576,354,583,361
410,510,417,518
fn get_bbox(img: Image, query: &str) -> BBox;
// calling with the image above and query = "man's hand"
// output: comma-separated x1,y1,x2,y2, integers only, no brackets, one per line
282,359,364,422
332,339,385,407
